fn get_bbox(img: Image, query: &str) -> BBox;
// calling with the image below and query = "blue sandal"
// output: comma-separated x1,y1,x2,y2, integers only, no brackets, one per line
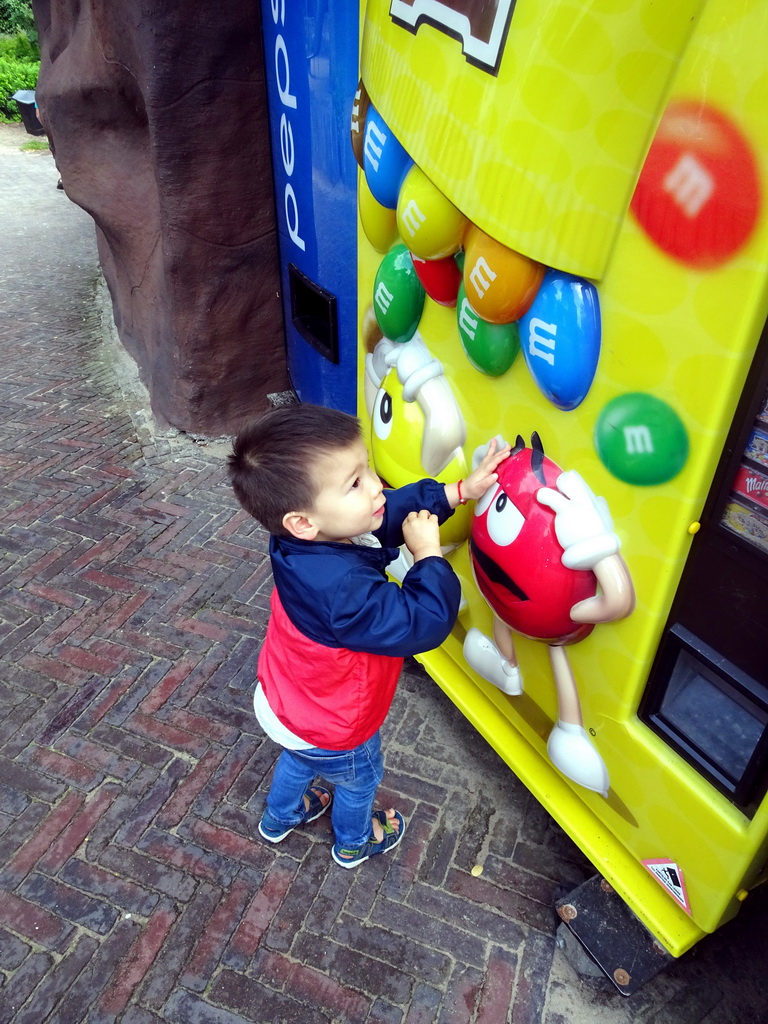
258,786,332,843
331,809,406,868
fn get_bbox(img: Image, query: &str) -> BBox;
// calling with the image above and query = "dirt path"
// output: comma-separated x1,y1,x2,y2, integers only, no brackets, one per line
0,120,49,151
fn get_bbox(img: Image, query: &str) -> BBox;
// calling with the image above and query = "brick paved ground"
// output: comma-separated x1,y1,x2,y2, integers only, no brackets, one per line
1,124,767,1024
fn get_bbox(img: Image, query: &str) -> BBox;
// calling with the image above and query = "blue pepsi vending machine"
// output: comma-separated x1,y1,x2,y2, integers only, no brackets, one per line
260,1,359,412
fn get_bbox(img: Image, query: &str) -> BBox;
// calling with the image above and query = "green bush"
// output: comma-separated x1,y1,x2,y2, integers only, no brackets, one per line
0,54,38,122
0,0,34,35
0,31,38,60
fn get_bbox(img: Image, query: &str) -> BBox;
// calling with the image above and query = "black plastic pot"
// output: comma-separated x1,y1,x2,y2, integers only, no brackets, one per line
11,90,45,137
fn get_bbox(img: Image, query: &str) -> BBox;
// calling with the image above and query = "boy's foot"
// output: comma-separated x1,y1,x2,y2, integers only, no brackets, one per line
331,809,405,868
258,786,332,843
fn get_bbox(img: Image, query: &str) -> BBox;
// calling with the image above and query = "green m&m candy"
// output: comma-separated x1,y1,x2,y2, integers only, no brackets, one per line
456,283,520,377
595,392,689,485
373,243,425,344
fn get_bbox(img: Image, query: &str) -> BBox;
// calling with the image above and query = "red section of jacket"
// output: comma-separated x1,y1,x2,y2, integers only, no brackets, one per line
257,588,403,750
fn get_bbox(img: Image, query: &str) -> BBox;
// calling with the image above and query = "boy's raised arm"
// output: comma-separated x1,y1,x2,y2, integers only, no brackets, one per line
330,558,462,658
373,478,453,548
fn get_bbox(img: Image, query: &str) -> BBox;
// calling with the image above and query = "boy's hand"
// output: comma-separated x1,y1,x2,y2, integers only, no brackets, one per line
402,509,442,562
452,437,511,505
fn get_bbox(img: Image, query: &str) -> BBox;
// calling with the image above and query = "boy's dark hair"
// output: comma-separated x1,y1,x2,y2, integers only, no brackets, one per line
228,403,363,535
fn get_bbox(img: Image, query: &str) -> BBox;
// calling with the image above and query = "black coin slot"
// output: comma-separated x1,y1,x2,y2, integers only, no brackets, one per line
288,263,339,364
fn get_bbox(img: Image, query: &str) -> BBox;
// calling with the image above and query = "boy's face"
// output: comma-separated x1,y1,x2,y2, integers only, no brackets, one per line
305,440,386,543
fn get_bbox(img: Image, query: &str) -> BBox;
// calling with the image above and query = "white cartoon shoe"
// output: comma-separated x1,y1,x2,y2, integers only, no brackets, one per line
547,720,609,796
463,628,523,696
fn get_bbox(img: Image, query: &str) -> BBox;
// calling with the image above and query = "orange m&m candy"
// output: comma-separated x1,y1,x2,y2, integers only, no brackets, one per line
463,225,544,324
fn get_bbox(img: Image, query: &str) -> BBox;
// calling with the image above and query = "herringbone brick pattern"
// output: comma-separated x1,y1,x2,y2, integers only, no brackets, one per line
2,128,767,1024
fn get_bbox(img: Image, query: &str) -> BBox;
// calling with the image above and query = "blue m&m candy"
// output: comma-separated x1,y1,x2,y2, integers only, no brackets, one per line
519,269,601,411
362,105,413,210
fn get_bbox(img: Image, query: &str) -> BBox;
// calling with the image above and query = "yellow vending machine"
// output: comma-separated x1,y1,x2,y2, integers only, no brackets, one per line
354,0,768,993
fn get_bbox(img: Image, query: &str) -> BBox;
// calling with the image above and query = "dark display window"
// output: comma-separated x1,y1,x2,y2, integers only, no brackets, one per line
642,627,768,812
640,320,768,815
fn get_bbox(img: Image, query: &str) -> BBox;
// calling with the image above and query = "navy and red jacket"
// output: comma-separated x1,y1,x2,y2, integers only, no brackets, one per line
257,479,461,750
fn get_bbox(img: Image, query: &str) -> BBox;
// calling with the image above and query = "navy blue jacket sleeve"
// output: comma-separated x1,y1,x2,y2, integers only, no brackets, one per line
373,478,454,550
328,555,461,658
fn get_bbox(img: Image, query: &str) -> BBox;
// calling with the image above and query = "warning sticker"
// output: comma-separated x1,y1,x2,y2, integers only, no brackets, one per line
643,858,691,916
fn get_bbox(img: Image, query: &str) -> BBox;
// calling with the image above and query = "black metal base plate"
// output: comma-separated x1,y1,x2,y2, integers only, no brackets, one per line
555,875,676,995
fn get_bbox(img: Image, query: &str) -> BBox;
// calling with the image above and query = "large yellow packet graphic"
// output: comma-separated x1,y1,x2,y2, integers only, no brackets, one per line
362,0,705,279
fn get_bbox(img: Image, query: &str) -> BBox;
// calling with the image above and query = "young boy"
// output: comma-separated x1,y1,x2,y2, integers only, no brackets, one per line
228,403,508,868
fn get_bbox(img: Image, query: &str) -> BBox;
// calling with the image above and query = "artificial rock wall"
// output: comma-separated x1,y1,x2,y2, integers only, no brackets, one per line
32,0,288,434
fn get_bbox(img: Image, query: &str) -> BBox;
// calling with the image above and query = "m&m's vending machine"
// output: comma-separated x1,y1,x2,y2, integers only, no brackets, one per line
353,0,768,992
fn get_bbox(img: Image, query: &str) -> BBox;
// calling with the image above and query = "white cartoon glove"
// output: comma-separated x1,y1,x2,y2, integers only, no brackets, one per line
471,435,508,471
536,470,621,570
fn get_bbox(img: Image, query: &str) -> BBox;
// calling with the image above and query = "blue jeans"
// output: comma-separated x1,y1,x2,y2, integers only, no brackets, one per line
264,732,383,849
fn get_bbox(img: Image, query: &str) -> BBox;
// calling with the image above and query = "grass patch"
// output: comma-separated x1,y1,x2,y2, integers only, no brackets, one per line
20,138,47,150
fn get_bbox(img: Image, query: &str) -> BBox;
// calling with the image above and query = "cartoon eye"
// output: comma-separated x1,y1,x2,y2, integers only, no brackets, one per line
485,490,525,547
373,388,393,440
474,482,499,517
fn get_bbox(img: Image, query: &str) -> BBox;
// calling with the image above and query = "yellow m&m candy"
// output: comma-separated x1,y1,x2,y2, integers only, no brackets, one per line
360,172,399,253
396,165,467,260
